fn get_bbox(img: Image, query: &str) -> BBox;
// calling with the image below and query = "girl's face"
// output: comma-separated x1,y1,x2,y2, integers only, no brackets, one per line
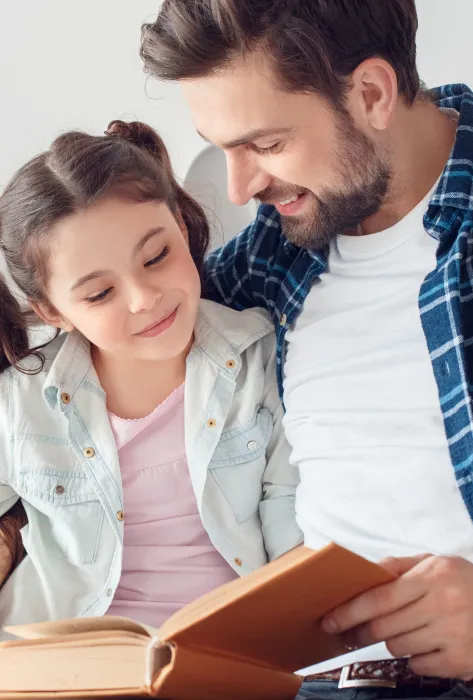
34,197,201,363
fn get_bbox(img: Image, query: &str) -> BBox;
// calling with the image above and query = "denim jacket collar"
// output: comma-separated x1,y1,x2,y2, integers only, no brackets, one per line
192,299,273,374
41,299,273,410
42,332,97,410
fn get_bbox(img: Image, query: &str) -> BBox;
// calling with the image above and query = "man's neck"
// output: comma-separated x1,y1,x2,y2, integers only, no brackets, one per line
357,100,459,236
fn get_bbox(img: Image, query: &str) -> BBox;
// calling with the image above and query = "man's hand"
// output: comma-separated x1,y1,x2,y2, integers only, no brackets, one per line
321,554,473,680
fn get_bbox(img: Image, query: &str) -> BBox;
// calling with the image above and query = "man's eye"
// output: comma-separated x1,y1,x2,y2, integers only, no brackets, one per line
85,288,112,304
145,246,170,267
252,142,282,155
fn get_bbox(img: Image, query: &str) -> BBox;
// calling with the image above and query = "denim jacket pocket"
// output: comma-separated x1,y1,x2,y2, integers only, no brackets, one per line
18,467,105,566
209,408,272,523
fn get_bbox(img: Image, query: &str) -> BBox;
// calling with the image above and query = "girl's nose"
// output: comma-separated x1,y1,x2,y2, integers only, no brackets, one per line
127,280,162,314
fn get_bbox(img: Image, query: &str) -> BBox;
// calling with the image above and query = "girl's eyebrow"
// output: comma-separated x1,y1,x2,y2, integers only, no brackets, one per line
133,226,165,256
70,269,108,292
70,227,165,292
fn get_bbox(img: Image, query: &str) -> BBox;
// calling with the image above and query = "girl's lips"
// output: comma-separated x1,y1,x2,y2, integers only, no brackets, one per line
135,307,178,338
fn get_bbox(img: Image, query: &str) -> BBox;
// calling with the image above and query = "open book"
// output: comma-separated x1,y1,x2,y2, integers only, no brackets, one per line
0,544,394,700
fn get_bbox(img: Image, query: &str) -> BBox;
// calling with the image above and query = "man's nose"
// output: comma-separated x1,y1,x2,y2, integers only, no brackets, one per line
226,152,271,206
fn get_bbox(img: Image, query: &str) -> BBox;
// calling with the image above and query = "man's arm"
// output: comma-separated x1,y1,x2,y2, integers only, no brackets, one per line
203,205,285,312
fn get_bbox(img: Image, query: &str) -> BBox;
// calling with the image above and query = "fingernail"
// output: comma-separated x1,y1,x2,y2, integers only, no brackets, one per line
321,617,339,634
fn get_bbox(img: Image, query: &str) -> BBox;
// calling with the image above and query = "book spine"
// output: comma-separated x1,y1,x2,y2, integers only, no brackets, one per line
145,636,162,690
150,644,302,700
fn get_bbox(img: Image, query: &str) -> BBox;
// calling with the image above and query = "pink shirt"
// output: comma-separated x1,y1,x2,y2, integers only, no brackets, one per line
106,384,238,628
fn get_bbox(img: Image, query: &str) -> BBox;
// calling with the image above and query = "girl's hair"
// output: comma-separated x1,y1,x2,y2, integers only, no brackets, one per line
0,119,210,376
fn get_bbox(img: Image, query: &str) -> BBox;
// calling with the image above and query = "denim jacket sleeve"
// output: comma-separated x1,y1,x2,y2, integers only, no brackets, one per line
0,372,19,517
259,334,303,559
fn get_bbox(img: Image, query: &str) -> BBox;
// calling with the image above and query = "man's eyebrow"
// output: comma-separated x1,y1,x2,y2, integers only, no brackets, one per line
70,227,165,292
197,127,294,149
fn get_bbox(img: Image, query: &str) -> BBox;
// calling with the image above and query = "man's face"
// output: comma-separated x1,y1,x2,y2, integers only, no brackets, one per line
182,54,391,247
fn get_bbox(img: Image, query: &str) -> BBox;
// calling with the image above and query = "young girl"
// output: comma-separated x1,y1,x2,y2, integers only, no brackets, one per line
0,120,302,635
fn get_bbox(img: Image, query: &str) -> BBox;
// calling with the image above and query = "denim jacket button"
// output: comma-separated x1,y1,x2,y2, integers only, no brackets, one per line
55,485,65,495
207,418,217,428
106,588,113,597
226,359,236,369
234,558,243,567
247,440,258,452
84,447,95,458
61,392,71,405
116,510,124,521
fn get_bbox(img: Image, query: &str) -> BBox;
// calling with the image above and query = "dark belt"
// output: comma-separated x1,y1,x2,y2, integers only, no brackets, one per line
304,659,468,692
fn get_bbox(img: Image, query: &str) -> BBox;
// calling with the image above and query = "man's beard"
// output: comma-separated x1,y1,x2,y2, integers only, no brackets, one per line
255,114,392,249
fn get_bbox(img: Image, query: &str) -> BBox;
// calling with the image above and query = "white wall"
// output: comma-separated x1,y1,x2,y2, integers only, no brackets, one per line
416,1,473,89
0,0,204,190
0,0,472,192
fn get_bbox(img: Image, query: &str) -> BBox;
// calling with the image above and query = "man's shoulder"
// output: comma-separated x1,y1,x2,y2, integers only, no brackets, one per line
202,204,317,314
249,204,285,245
209,204,288,262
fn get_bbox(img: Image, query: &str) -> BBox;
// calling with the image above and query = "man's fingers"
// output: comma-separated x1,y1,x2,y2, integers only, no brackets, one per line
379,554,431,577
354,598,431,646
323,555,473,679
408,650,473,681
385,626,437,659
322,576,426,634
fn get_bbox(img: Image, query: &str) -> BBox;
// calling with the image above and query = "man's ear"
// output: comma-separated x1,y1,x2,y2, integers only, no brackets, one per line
29,300,75,333
347,57,398,132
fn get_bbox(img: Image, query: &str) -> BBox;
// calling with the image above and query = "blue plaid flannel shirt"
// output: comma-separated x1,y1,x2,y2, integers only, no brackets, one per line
204,83,473,520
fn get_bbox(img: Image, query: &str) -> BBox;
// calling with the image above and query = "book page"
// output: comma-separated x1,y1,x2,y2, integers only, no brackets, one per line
5,616,157,641
296,642,398,675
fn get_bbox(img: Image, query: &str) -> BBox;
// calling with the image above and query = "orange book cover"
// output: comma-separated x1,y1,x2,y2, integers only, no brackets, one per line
0,544,394,699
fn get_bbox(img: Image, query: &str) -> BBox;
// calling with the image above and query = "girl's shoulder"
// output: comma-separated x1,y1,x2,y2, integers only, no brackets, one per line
193,300,277,392
0,331,68,403
0,334,67,481
195,299,275,353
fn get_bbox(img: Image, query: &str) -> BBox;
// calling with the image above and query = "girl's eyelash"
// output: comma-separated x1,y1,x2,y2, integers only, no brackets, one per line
252,142,282,155
145,246,170,267
85,247,170,305
85,288,112,305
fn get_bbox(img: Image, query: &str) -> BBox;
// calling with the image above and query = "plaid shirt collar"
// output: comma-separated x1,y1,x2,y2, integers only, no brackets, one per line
428,83,473,215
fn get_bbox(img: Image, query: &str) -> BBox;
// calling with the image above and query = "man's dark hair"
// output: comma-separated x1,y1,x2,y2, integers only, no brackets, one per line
141,0,421,107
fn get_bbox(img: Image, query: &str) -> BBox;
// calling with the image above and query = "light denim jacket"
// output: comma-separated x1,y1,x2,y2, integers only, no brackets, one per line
0,300,302,635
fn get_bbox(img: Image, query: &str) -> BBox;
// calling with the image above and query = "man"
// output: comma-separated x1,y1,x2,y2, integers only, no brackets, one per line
140,0,473,694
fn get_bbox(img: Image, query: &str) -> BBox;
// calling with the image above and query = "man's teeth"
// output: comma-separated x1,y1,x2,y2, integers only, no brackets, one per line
278,195,300,206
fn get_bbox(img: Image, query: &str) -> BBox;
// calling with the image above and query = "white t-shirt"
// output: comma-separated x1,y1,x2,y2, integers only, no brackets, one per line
283,187,473,563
